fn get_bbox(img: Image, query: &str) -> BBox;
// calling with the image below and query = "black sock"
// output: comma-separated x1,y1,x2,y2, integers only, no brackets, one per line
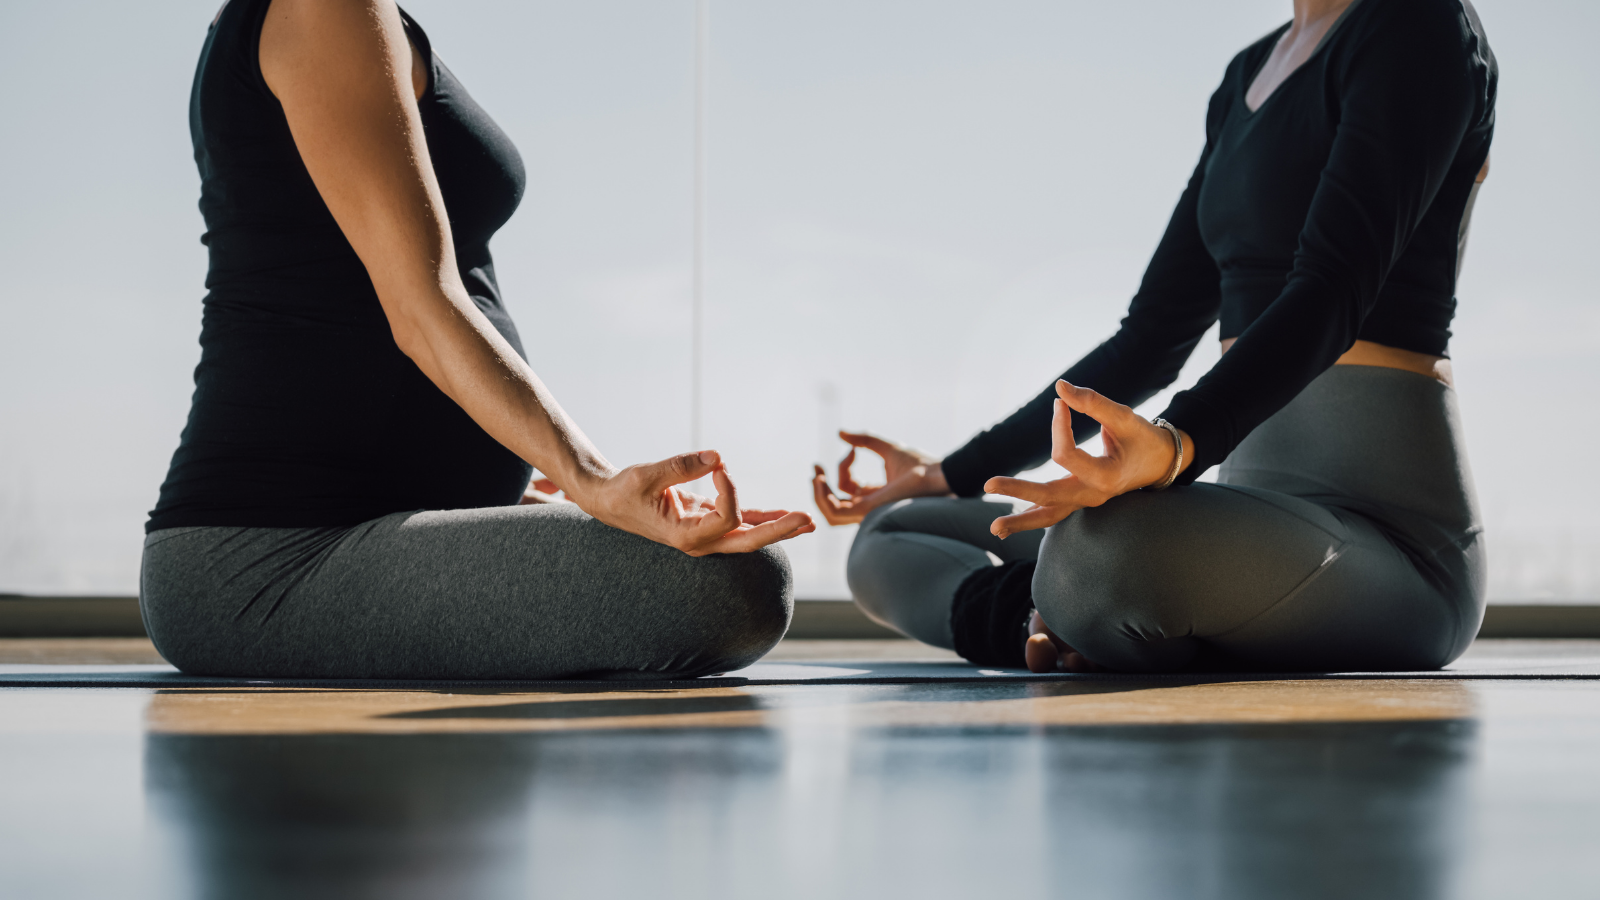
949,560,1036,668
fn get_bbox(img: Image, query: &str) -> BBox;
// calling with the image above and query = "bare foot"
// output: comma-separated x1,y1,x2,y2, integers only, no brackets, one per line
1025,611,1106,673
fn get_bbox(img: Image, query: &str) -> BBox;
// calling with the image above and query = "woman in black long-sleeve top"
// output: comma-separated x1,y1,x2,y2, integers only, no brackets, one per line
812,0,1497,673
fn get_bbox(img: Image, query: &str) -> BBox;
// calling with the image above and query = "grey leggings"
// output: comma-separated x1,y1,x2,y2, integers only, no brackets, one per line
140,504,793,680
849,366,1486,672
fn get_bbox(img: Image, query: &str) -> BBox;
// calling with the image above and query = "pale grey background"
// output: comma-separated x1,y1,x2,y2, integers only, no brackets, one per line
0,0,1593,599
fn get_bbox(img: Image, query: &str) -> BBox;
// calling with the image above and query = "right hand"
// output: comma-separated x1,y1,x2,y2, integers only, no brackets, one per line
985,381,1191,539
811,431,953,526
578,450,815,557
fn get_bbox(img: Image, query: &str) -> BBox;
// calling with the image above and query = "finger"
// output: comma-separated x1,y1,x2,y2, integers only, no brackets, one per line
699,513,811,555
1051,396,1076,460
1055,380,1137,428
812,468,858,525
740,508,793,525
666,481,690,517
532,478,560,495
1048,399,1113,476
837,447,864,496
990,503,1075,539
711,464,741,527
983,476,1069,505
681,464,744,548
678,490,716,513
699,511,815,555
641,450,719,495
813,463,835,495
839,431,899,458
830,471,932,521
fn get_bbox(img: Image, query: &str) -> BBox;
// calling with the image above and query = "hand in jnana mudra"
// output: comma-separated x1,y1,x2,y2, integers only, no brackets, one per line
813,380,1194,673
810,434,953,526
986,381,1193,673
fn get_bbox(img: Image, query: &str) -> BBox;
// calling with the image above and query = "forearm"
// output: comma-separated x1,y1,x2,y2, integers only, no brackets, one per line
391,282,616,501
944,146,1221,497
941,327,1204,496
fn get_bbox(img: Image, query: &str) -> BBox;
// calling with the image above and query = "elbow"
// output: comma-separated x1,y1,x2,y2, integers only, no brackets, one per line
386,314,428,363
376,287,430,361
389,320,421,360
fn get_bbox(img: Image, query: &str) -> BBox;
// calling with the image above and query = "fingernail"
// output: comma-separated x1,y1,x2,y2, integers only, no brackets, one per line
699,451,717,465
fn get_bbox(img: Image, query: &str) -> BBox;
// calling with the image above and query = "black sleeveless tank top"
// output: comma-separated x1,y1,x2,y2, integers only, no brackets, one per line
148,0,531,532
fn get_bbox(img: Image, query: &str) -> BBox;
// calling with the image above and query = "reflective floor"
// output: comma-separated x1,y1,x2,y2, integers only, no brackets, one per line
3,655,1600,898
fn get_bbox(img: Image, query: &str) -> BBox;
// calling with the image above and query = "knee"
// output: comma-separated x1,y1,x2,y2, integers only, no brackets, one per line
1031,517,1122,645
682,546,794,672
844,521,921,629
1031,500,1198,671
855,499,907,535
1033,502,1147,624
844,534,890,624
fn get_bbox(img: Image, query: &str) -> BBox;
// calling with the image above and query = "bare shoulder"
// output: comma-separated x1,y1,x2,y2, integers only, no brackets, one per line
259,0,424,101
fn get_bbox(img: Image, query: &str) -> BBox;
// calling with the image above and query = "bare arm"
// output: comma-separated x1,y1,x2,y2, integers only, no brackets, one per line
259,0,811,554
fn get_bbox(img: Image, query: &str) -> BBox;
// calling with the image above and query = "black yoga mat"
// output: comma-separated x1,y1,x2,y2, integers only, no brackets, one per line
4,652,1600,689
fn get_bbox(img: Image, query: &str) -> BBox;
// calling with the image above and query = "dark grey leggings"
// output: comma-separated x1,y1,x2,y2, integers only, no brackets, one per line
849,366,1486,672
140,504,793,680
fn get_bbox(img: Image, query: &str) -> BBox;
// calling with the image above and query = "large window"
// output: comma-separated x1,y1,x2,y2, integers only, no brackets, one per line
1,0,1592,600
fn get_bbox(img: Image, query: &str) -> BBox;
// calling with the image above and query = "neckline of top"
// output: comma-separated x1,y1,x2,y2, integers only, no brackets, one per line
1241,0,1366,117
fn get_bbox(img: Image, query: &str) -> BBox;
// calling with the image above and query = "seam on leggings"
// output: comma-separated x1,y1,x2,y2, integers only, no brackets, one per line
1209,540,1352,641
1210,483,1349,541
1097,485,1351,647
1223,466,1454,534
1204,484,1352,640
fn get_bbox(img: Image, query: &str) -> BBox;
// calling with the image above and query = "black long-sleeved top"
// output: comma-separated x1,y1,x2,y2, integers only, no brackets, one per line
148,1,531,531
941,0,1496,495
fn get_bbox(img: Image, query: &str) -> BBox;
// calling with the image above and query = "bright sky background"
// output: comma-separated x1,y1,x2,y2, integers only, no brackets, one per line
1,0,1595,599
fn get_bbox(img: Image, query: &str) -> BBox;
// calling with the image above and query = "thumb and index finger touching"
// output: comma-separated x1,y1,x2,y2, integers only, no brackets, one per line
642,450,719,494
1055,380,1140,431
1051,381,1140,476
839,430,902,459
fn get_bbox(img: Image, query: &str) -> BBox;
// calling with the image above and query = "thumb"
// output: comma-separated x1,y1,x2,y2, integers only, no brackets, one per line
642,450,719,493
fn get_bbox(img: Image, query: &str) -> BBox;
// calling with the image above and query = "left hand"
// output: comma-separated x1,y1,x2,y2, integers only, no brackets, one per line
984,380,1193,538
810,431,951,526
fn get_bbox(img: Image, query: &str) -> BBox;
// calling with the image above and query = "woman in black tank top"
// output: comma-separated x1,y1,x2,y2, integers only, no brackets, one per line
139,0,812,680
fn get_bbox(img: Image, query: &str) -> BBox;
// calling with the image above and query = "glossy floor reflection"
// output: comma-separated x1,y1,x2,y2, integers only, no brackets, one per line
3,678,1598,899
